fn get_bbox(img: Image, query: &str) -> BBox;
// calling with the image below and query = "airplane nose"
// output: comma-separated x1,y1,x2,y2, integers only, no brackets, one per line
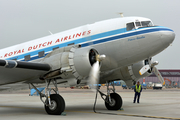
160,28,175,45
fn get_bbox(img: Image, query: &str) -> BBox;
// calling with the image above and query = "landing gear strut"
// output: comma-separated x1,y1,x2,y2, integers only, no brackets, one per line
97,81,122,110
30,79,65,115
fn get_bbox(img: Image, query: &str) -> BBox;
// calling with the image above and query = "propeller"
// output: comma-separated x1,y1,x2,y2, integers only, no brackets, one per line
139,59,164,84
152,66,164,83
88,54,106,90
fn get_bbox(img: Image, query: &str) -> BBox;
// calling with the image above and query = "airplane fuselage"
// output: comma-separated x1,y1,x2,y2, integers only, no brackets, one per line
0,17,175,84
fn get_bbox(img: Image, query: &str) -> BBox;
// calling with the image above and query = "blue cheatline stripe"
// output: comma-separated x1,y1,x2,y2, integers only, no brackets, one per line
81,27,173,47
6,26,173,61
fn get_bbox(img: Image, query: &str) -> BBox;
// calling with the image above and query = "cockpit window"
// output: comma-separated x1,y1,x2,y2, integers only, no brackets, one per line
141,21,153,27
135,22,141,27
126,22,135,31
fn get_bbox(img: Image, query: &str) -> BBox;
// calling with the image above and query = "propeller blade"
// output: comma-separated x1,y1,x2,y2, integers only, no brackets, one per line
88,61,100,90
139,65,150,75
88,54,106,90
153,67,164,84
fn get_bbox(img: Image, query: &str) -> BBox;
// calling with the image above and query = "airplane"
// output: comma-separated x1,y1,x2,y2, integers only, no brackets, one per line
0,16,175,115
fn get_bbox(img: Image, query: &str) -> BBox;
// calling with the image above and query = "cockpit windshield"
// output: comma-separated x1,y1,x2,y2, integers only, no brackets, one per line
135,22,141,27
141,21,153,27
126,21,153,31
136,21,153,28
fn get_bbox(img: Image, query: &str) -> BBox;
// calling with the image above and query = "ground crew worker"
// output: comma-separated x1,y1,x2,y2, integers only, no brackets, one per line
133,81,142,103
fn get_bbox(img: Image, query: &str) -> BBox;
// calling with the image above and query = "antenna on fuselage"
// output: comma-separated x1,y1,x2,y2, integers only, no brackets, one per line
119,13,124,17
48,31,53,35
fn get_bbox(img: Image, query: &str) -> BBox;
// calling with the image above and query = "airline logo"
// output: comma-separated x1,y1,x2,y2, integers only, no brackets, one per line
2,30,91,58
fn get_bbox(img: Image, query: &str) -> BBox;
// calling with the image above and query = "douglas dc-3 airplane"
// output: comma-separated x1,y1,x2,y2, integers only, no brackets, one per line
0,16,175,115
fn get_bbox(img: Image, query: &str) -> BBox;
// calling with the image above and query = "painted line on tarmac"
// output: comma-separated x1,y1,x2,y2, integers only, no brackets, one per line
66,110,180,120
112,113,180,120
125,102,180,108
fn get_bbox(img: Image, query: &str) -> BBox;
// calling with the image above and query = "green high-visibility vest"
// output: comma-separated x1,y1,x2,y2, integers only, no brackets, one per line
136,85,141,93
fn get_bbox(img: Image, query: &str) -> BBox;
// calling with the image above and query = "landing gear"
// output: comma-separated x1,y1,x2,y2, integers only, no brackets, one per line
30,79,65,115
97,81,123,111
45,94,65,115
105,93,122,110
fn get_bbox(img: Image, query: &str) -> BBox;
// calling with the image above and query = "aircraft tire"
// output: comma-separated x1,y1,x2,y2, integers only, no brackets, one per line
105,93,122,110
45,94,65,115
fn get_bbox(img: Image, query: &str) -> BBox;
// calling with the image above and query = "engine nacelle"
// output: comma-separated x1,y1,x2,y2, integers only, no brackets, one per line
69,47,99,80
119,60,152,85
41,45,99,81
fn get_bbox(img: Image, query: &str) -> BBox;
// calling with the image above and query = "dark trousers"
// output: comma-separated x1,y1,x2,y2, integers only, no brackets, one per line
133,92,140,103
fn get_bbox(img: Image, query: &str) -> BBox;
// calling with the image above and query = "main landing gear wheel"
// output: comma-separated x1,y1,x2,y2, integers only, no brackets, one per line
105,93,122,110
45,94,65,115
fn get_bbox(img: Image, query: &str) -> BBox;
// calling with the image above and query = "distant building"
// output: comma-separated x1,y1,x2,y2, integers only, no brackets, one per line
139,69,180,87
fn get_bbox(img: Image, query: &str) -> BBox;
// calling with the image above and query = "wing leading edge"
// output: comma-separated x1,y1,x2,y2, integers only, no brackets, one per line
0,59,51,71
0,59,51,85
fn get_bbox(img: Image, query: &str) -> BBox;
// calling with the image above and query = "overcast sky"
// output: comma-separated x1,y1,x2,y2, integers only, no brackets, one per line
0,0,179,68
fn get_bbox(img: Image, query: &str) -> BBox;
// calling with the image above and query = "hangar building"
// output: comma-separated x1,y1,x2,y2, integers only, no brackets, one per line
139,69,180,88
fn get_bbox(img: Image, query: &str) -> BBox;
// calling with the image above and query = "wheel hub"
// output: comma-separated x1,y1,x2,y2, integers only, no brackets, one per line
109,98,116,107
49,100,57,111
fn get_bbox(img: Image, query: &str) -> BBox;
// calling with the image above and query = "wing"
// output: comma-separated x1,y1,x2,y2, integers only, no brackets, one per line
0,59,51,85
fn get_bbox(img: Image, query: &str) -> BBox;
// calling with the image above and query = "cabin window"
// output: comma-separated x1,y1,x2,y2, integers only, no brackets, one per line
141,21,153,27
68,43,74,46
24,55,30,61
53,47,59,50
12,58,17,60
126,22,135,31
38,51,45,57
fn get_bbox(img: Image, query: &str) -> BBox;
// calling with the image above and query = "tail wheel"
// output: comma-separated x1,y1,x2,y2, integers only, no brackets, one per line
45,94,65,115
105,93,122,110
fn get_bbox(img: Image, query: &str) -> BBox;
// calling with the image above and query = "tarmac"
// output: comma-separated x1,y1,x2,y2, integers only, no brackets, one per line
0,87,180,120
